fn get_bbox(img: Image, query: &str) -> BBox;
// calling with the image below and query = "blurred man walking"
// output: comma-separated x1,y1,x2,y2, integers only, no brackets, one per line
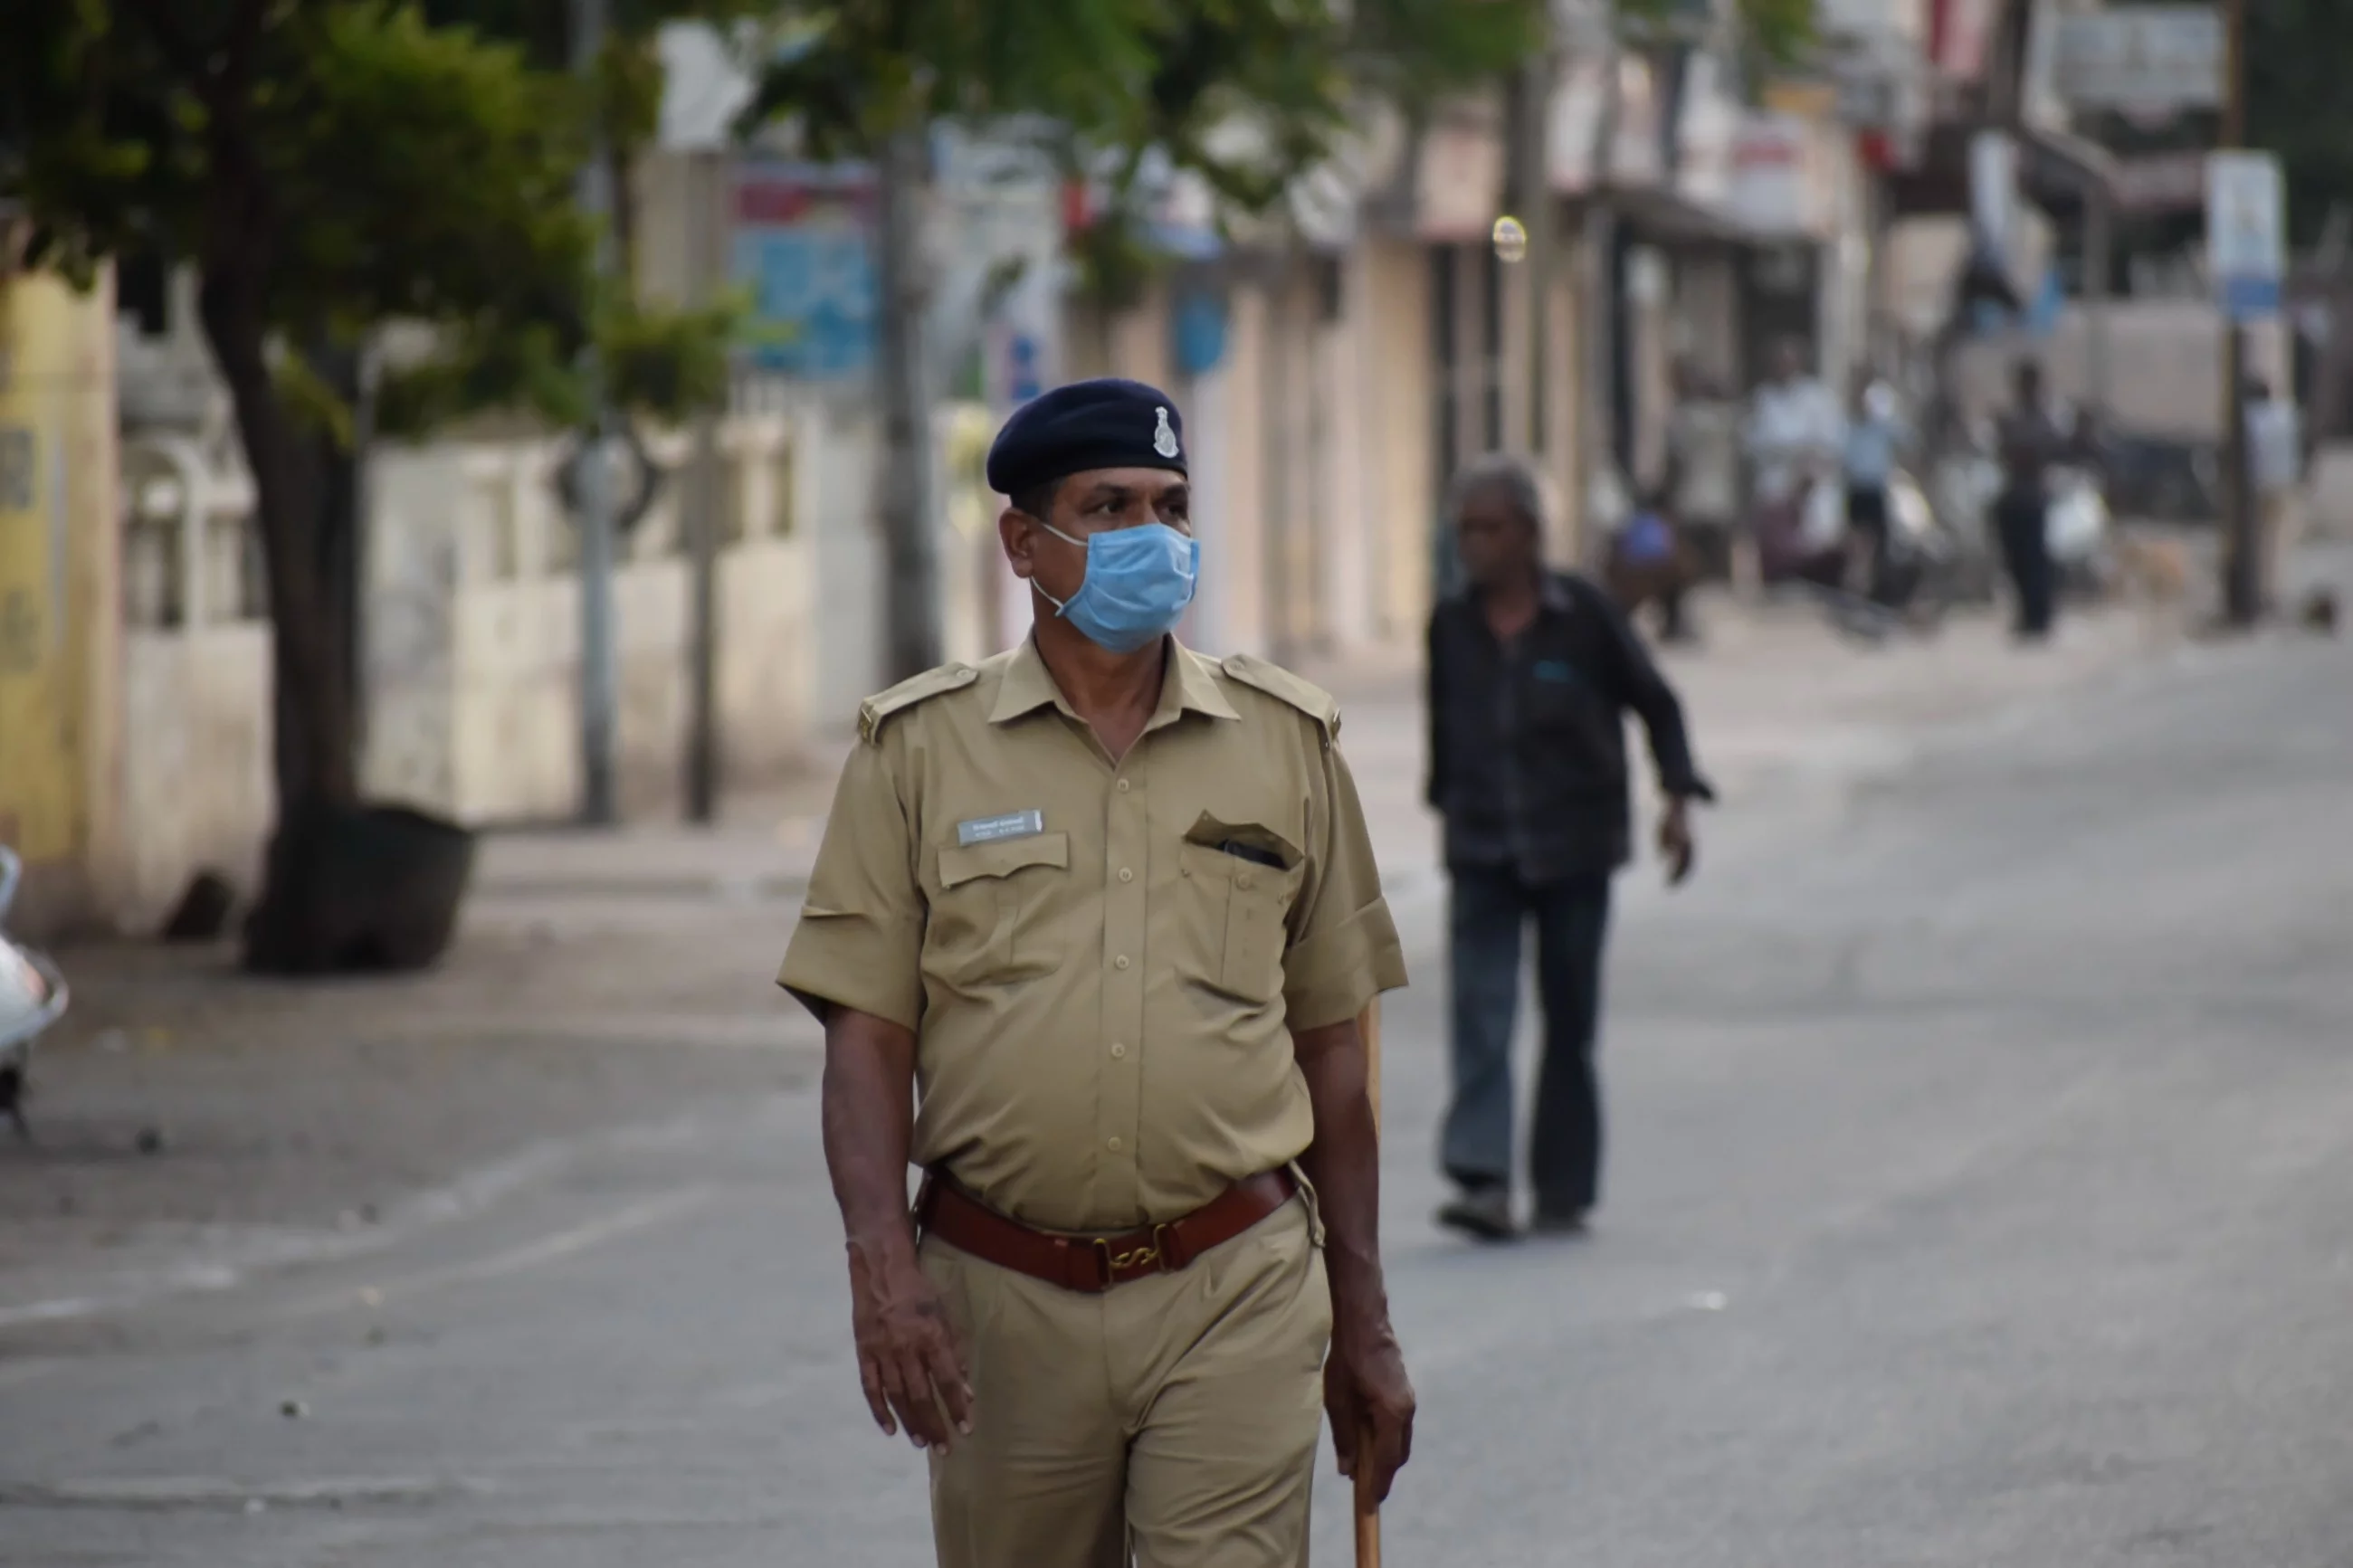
1425,456,1715,1240
1993,359,2097,643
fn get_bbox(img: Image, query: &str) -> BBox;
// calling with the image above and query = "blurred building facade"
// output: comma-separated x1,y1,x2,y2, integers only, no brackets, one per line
18,2,2136,935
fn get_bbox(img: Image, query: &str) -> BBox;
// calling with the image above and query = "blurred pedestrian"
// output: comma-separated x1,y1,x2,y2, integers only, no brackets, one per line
1426,455,1716,1240
1993,358,2096,642
2246,375,2306,613
1843,369,1911,606
780,378,1415,1567
1745,339,1844,586
1605,487,1696,643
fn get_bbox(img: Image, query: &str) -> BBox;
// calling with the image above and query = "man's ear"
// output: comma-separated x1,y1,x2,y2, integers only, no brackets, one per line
999,508,1038,582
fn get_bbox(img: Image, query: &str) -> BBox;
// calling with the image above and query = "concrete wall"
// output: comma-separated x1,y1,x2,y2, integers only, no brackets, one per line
366,408,823,824
109,430,276,936
119,621,272,928
1950,300,2287,440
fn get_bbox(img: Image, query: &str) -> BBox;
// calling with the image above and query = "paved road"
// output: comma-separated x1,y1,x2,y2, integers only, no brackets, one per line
3,627,2349,1568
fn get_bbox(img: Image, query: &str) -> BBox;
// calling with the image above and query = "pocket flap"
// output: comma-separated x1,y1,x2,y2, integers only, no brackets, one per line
938,832,1070,889
1179,813,1304,870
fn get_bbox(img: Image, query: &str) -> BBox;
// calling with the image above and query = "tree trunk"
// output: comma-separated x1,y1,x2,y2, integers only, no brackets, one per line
876,126,942,682
196,275,357,813
198,272,474,972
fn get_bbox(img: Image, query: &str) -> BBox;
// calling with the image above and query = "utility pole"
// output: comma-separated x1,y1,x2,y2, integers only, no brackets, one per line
1580,8,1624,555
572,0,622,822
875,126,942,683
2218,0,2256,627
681,149,727,824
1516,49,1558,468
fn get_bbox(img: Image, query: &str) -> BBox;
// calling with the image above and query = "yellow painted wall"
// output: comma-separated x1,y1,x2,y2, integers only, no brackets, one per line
0,269,118,897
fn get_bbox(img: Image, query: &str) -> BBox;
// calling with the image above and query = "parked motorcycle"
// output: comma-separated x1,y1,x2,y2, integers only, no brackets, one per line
0,847,70,1137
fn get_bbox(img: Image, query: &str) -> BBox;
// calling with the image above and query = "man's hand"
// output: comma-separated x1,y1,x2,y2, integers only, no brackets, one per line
1325,1314,1416,1504
1659,797,1697,886
846,1235,973,1453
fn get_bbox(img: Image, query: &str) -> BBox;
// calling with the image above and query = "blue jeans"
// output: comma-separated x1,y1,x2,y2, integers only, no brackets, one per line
1439,866,1615,1217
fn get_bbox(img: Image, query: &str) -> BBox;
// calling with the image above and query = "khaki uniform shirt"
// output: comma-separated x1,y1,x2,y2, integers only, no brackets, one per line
778,638,1407,1234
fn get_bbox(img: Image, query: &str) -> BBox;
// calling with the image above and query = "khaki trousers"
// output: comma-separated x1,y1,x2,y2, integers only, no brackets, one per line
922,1196,1331,1568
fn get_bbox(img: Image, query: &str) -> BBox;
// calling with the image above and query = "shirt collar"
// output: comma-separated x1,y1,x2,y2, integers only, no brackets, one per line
1464,574,1575,616
988,636,1239,727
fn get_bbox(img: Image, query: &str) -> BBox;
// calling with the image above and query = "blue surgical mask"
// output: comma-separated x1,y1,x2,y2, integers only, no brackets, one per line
1034,520,1200,654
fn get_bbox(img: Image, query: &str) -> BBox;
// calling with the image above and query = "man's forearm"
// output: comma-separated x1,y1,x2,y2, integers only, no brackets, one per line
1293,1020,1388,1332
821,1009,922,1264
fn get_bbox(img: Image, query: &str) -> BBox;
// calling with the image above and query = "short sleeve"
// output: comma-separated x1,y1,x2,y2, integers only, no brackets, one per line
776,737,924,1029
1281,738,1408,1031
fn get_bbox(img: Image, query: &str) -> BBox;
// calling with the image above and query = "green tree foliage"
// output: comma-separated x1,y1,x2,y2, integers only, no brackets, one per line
3,0,737,964
2245,0,2353,247
748,0,1548,224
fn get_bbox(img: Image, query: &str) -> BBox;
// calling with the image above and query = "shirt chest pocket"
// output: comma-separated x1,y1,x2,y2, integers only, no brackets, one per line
1174,828,1305,1005
929,833,1071,988
1525,659,1611,739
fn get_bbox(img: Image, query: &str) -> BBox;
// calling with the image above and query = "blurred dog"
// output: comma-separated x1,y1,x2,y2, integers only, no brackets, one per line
2108,532,2193,607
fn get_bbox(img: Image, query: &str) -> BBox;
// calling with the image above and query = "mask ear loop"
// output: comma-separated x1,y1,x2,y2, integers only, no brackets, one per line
1029,519,1091,618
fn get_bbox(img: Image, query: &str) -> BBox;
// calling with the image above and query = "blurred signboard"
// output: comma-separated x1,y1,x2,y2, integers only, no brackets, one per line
731,162,878,380
1415,102,1505,241
2052,5,2221,112
1551,56,1668,195
1673,52,1743,211
2208,151,2285,323
1931,0,1997,81
1728,113,1833,237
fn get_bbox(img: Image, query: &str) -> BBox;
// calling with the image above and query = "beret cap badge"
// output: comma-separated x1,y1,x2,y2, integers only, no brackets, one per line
983,377,1187,499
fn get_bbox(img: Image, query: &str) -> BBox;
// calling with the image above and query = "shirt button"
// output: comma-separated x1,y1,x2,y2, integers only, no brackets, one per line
1110,1042,1128,1060
1117,779,1131,794
1107,1136,1124,1153
1114,955,1130,971
1237,873,1253,890
1119,867,1134,883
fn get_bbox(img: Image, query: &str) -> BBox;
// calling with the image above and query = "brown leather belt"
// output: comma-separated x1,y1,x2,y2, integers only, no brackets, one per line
913,1168,1297,1294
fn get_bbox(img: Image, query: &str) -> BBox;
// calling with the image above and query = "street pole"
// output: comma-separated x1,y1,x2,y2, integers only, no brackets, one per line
1580,13,1624,556
682,150,726,824
875,126,943,683
1519,49,1557,469
572,0,621,822
2219,0,2256,627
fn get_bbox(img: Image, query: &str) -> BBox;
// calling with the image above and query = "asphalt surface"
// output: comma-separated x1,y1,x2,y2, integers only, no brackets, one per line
4,622,2351,1568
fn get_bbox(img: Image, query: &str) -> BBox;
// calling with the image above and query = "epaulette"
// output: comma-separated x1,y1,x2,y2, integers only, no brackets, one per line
1219,652,1341,747
857,662,978,744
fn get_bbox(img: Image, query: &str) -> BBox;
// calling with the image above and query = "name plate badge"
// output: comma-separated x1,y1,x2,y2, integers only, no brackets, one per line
956,809,1045,847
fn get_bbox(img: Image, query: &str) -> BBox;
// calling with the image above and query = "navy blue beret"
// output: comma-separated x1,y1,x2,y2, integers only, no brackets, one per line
986,377,1186,499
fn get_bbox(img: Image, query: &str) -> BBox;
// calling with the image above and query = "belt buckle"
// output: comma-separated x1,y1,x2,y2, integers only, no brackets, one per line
1091,1224,1178,1288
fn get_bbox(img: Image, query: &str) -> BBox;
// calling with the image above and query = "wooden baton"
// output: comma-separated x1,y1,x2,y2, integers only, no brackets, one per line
1353,1000,1382,1568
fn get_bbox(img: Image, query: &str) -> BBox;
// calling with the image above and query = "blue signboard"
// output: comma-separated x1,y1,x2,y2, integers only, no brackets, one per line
1005,332,1042,404
732,163,878,380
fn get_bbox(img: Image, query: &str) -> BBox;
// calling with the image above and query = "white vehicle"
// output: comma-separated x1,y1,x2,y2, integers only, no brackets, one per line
0,847,70,1136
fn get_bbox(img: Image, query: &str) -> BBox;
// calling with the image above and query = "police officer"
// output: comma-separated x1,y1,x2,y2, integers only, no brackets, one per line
778,378,1415,1568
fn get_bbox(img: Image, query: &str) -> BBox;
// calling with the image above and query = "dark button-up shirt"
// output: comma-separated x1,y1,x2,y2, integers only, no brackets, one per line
1425,573,1714,881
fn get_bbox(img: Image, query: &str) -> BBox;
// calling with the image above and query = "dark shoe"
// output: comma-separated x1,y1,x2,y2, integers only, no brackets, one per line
1435,1186,1517,1241
1529,1208,1588,1237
